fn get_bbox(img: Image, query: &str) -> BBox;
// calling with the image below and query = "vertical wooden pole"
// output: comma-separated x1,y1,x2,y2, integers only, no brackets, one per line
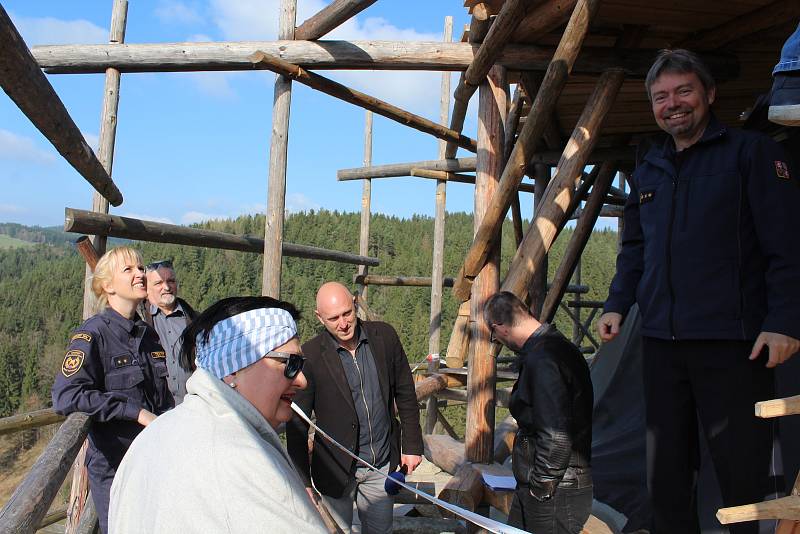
465,65,506,464
262,0,297,297
69,2,127,531
528,164,550,317
356,110,373,315
425,16,452,435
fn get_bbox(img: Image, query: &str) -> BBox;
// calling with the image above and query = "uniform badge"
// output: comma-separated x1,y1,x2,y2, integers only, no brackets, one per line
70,332,92,343
151,351,166,359
776,161,791,180
61,350,85,377
639,190,656,204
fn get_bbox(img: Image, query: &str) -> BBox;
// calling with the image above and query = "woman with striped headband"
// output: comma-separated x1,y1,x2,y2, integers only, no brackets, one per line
108,296,327,533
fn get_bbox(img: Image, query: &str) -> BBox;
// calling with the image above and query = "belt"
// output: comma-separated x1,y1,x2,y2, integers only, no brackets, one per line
558,466,592,489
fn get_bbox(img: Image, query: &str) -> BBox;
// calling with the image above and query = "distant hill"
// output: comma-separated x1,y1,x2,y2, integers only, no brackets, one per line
0,212,618,423
0,234,35,249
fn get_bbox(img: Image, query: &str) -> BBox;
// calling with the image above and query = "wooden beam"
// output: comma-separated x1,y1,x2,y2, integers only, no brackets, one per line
493,69,626,301
0,408,65,437
261,0,297,298
340,158,477,180
512,0,578,43
506,86,525,247
438,463,484,517
64,208,380,266
410,169,536,194
493,414,517,465
74,236,101,272
529,163,551,317
444,301,472,369
0,5,123,207
452,0,603,301
755,395,800,418
677,0,800,50
354,274,453,287
415,374,450,402
465,65,505,465
444,0,527,159
250,51,478,153
31,41,739,78
356,110,373,311
294,0,377,41
423,434,466,475
0,413,91,533
541,161,618,323
426,16,453,436
717,495,800,524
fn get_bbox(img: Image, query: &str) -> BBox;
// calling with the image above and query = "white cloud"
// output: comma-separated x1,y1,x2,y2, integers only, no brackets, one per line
184,71,237,99
285,192,320,213
181,211,229,224
155,1,203,25
121,213,176,225
10,13,107,45
0,130,56,164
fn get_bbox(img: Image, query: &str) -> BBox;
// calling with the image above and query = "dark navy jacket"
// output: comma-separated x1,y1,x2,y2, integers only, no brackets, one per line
52,307,174,467
605,115,800,341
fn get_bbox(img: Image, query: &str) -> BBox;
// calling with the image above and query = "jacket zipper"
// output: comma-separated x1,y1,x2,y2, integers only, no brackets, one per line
667,176,678,339
351,352,377,464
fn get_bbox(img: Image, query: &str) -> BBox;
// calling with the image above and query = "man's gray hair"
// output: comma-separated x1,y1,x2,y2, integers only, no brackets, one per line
645,49,715,101
483,291,531,327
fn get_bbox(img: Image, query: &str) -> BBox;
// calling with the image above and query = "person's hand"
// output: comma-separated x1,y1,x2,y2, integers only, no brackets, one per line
750,331,800,368
597,312,623,342
401,454,422,475
137,409,157,427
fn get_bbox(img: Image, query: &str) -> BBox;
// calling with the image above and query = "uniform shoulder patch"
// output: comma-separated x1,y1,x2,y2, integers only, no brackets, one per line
70,332,92,343
62,350,85,377
151,351,166,359
776,161,791,180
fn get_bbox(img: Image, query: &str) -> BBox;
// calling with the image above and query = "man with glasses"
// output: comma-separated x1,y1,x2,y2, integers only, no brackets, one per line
484,291,593,534
145,259,196,404
287,281,423,534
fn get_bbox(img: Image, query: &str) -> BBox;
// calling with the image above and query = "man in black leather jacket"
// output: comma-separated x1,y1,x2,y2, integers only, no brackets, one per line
484,291,593,534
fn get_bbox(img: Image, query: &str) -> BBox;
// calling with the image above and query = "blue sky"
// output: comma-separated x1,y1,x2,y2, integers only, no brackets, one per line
0,1,612,230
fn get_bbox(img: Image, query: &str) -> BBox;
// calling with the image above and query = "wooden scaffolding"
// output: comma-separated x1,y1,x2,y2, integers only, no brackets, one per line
1,0,799,532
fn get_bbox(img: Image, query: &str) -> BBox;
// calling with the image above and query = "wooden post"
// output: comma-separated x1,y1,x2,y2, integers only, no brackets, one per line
0,408,65,436
541,162,618,323
70,2,128,531
425,16,452,435
501,69,626,299
529,164,551,317
505,86,525,247
453,0,602,301
262,0,297,298
294,0,377,41
353,274,453,287
465,65,506,464
249,52,478,153
356,110,373,313
0,6,123,207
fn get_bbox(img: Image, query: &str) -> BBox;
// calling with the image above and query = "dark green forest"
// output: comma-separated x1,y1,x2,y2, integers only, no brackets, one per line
0,211,619,419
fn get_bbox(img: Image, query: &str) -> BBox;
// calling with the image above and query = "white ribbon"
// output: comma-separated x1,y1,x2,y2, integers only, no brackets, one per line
291,403,528,534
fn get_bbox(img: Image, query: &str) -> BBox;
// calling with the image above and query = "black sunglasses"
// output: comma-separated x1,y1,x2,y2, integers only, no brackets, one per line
146,259,173,272
266,351,306,379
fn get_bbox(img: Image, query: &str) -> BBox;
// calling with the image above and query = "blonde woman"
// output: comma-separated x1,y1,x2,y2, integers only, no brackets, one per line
52,246,174,534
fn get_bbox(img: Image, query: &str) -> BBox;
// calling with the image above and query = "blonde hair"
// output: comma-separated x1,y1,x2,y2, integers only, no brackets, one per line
90,246,144,309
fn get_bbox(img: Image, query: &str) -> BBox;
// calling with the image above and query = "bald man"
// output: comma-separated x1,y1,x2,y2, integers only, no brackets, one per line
287,282,423,534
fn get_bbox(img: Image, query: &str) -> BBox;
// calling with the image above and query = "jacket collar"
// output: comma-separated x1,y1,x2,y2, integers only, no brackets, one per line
100,306,139,334
185,368,292,465
150,300,185,318
644,112,727,173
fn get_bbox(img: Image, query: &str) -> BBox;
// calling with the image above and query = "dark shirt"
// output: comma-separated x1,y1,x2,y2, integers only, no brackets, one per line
150,302,191,404
52,307,174,467
329,326,391,466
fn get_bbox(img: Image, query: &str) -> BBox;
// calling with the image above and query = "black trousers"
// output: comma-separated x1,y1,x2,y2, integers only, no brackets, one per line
86,448,116,534
642,338,775,534
508,485,592,534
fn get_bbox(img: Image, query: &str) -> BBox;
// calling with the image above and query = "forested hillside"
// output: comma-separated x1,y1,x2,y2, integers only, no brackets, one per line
0,211,619,420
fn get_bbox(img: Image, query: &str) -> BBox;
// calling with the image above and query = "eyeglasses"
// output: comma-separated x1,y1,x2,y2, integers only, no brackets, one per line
265,351,306,379
146,259,173,272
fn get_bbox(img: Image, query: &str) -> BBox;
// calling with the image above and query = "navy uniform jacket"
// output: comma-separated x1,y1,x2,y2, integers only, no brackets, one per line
604,115,800,341
52,307,174,467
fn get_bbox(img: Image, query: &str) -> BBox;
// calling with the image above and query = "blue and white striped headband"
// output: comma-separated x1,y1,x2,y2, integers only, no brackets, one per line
194,308,297,379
